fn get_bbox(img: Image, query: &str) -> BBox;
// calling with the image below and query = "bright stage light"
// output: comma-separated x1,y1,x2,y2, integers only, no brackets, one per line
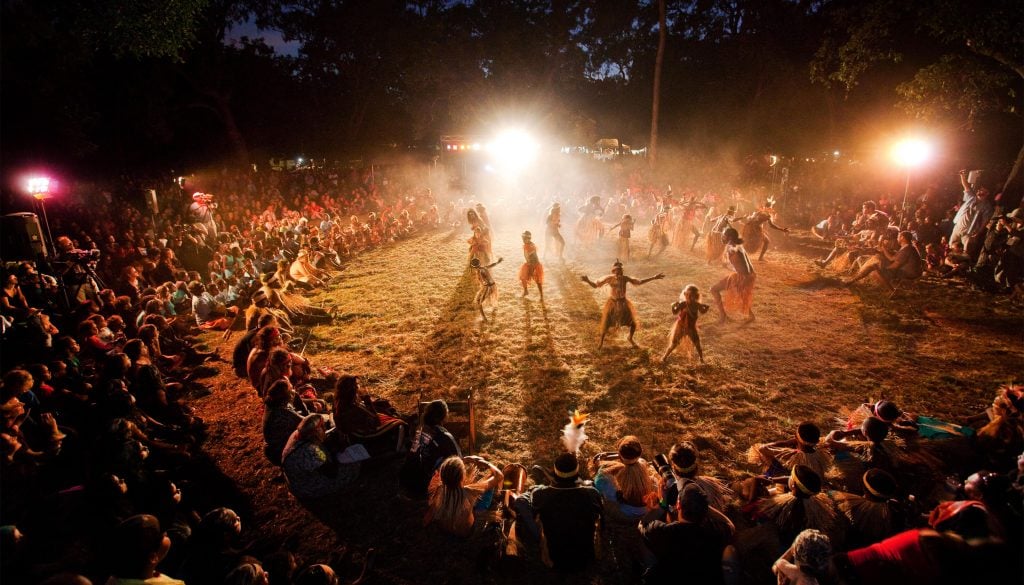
486,129,539,175
27,177,51,199
891,138,931,167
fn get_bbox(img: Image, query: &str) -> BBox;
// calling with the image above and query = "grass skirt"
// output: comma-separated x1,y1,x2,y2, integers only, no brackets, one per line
518,262,543,285
601,298,638,330
476,282,498,307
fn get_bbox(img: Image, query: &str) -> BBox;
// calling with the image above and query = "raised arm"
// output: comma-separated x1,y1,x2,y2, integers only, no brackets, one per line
581,275,608,288
767,217,790,233
486,257,503,269
636,273,666,285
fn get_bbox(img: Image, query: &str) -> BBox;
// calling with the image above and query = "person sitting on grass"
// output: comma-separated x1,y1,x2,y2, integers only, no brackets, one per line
843,230,922,289
330,375,406,455
281,415,362,500
510,453,604,572
424,455,503,538
640,483,739,585
399,399,461,499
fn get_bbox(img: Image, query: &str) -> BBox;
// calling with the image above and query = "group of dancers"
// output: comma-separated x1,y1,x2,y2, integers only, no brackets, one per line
464,194,789,363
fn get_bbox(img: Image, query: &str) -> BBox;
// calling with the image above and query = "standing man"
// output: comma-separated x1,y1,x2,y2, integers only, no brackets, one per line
949,170,993,258
581,260,665,348
189,192,219,240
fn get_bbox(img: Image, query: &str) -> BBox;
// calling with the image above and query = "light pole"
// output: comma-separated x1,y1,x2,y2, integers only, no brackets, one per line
891,139,932,228
27,177,56,256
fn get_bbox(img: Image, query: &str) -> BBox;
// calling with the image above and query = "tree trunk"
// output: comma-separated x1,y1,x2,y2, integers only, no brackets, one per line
649,0,667,169
211,93,249,165
1001,142,1024,209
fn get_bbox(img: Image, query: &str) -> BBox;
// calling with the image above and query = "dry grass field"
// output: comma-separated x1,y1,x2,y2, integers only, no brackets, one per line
192,222,1023,584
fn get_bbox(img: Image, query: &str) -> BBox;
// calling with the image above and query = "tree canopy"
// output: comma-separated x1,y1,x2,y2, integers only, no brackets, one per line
2,0,1020,194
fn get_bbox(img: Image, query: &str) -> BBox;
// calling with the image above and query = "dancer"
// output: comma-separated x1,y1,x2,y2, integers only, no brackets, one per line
467,225,491,266
740,198,790,261
581,260,665,348
576,196,605,245
647,207,671,259
471,257,502,322
705,205,736,264
518,231,544,300
710,227,756,322
607,214,635,261
661,284,710,363
545,202,565,261
674,195,708,251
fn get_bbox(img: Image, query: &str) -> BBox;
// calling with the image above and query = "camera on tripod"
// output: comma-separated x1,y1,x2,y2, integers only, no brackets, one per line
64,248,102,265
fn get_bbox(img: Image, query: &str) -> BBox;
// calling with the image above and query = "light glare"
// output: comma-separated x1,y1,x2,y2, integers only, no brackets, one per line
892,139,931,167
28,177,51,194
486,129,539,175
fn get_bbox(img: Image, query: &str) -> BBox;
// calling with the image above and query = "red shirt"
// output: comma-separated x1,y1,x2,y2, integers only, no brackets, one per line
844,529,941,585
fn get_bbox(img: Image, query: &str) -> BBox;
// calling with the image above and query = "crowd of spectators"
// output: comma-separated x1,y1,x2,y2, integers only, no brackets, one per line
1,165,439,584
1,159,1022,584
794,168,1024,295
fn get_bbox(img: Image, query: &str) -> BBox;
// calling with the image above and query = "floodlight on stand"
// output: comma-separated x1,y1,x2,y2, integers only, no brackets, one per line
28,177,51,200
891,138,931,168
890,137,934,228
25,175,56,256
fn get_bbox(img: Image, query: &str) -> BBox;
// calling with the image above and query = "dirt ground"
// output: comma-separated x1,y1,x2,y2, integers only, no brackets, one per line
192,222,1023,584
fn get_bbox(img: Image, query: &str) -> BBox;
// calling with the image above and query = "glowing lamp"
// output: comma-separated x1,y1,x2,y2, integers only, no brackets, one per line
487,129,539,174
28,177,51,200
892,139,931,167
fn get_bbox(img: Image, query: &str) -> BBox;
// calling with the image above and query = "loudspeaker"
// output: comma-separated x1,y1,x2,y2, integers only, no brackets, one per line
1,212,48,260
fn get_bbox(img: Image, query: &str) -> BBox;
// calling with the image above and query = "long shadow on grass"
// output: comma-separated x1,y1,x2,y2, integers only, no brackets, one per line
548,265,657,438
516,296,577,465
399,263,503,414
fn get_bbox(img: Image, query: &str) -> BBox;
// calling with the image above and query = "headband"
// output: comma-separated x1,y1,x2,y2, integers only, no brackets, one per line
862,472,888,499
553,462,580,479
791,468,814,496
872,401,897,423
620,456,639,465
671,461,696,475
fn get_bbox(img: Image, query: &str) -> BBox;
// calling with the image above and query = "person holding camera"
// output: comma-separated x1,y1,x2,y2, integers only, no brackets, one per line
950,170,993,257
189,192,219,239
640,483,739,585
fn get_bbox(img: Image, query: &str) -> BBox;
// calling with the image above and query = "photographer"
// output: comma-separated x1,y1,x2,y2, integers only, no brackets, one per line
53,236,103,306
950,170,994,258
189,192,219,239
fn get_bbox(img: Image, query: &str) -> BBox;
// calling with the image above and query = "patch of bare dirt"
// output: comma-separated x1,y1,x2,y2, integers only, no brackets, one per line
191,224,1023,584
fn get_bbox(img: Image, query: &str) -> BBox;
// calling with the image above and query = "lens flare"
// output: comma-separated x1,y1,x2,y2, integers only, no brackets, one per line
891,139,931,167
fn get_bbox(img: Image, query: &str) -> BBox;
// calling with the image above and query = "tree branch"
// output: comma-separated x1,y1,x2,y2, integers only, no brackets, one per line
966,40,1024,80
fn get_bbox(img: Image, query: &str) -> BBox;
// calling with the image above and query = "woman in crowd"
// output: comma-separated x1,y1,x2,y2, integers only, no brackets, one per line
593,436,660,520
263,379,304,466
281,415,360,500
330,375,406,455
425,455,503,538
